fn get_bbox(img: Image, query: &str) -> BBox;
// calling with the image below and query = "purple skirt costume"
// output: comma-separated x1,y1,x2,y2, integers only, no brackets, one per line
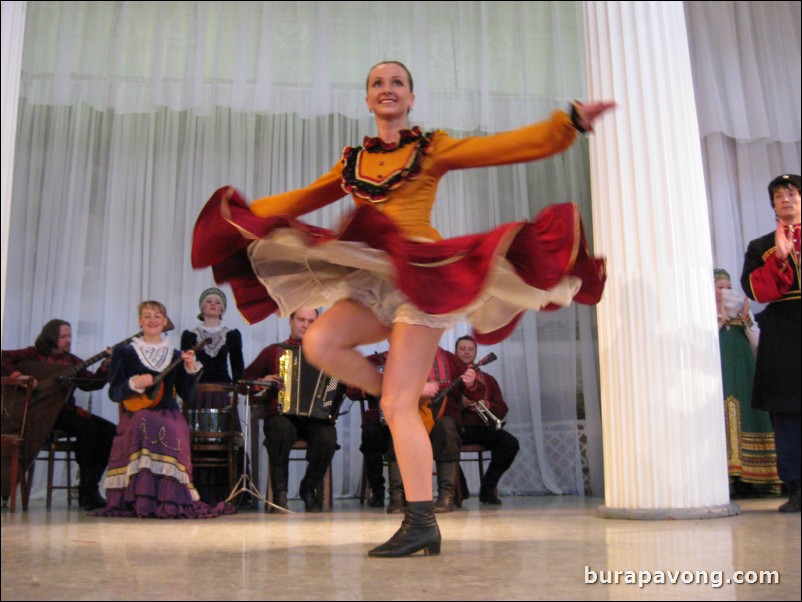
92,340,235,518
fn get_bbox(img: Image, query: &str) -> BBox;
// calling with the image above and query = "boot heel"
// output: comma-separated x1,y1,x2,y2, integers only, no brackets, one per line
423,541,441,556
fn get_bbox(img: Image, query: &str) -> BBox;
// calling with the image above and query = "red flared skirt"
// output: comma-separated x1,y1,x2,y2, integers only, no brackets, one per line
192,186,605,344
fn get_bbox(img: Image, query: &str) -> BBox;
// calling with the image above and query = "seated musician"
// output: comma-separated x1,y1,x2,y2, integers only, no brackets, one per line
242,307,337,512
383,345,482,514
454,335,519,505
92,300,234,518
1,319,116,510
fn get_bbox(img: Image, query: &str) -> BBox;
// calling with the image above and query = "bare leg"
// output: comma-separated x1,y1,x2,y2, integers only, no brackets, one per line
302,299,391,396
381,323,444,502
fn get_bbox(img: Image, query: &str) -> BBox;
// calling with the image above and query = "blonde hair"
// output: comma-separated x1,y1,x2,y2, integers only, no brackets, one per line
138,300,167,317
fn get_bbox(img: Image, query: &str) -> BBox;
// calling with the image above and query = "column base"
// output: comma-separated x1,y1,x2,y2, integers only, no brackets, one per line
596,503,740,520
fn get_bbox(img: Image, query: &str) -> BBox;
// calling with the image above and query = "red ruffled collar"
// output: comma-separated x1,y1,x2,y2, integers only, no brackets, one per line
362,126,425,152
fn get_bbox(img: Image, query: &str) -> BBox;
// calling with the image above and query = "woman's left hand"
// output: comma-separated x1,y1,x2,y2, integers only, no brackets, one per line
576,101,617,132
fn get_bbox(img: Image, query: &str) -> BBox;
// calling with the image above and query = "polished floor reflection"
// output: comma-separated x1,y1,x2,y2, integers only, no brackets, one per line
2,495,800,601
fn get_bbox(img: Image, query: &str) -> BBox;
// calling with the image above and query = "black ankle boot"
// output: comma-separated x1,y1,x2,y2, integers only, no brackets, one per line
368,501,441,558
299,477,322,513
779,480,801,513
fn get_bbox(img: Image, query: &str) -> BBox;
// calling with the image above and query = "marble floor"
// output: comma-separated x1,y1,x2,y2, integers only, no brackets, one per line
1,495,800,601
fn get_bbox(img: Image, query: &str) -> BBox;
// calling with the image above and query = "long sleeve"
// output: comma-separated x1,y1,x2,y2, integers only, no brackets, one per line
250,164,346,219
430,110,576,173
480,373,509,421
1,347,41,376
741,235,796,302
227,329,244,383
108,345,138,404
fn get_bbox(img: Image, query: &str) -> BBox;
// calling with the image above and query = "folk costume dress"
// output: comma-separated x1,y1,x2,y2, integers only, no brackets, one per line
93,337,235,518
181,325,244,505
192,110,605,343
718,312,781,491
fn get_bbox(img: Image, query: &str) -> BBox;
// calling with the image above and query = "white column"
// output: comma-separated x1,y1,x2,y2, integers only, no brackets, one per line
583,1,736,518
1,1,27,333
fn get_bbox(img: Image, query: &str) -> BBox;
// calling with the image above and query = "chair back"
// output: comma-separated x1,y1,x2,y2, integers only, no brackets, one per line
1,377,35,511
1,377,35,439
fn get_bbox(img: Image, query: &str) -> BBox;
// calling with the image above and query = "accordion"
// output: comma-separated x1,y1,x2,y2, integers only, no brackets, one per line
278,345,345,423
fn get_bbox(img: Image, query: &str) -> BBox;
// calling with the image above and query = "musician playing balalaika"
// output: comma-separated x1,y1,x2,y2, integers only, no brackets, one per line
2,319,116,510
454,336,519,505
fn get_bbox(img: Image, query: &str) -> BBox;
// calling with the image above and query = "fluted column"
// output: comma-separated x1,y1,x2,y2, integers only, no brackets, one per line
583,1,737,518
1,1,26,331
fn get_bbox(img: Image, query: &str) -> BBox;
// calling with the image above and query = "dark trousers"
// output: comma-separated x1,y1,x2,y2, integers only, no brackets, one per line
264,414,337,482
54,408,116,494
462,424,520,488
772,412,801,484
429,416,463,462
361,422,391,491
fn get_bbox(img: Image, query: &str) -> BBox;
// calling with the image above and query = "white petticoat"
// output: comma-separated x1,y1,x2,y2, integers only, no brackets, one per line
246,228,582,334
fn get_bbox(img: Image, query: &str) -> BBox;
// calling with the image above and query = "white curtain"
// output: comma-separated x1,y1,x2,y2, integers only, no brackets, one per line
5,1,598,500
684,1,801,298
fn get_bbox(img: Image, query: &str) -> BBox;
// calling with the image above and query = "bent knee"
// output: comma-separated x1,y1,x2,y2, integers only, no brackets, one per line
379,396,420,425
301,328,330,367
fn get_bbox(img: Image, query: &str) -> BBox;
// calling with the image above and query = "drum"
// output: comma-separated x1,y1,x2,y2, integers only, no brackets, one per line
187,408,232,441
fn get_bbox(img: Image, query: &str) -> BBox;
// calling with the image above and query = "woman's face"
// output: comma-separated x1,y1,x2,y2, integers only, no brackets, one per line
139,306,168,336
365,63,415,121
201,294,224,319
715,279,732,303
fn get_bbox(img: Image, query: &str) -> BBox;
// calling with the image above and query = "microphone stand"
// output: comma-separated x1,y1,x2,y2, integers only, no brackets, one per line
225,381,293,513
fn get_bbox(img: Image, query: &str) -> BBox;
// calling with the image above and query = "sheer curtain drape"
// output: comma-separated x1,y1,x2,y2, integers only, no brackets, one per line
5,1,598,499
685,1,801,295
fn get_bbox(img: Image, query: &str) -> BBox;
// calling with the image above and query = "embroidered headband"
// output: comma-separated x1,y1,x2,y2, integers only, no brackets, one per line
714,269,731,283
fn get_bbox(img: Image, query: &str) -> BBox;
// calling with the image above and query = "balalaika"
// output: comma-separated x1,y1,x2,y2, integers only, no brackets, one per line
278,345,345,423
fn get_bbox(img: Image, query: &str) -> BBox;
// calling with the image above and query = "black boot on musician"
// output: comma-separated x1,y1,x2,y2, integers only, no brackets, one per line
779,480,801,513
458,465,470,500
479,470,503,505
299,476,322,513
370,486,385,508
433,461,457,513
78,468,107,511
386,461,405,514
365,454,386,508
479,484,502,505
368,501,441,558
269,465,289,513
79,488,107,511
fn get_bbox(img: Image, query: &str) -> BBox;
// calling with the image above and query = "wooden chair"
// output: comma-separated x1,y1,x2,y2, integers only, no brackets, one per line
184,384,239,499
455,443,491,507
265,439,334,511
1,377,35,512
38,429,80,508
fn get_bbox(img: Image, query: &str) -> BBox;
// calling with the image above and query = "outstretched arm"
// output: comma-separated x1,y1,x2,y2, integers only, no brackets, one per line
571,101,617,134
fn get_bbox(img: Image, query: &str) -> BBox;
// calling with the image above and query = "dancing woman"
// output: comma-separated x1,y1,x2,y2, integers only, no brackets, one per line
193,60,614,553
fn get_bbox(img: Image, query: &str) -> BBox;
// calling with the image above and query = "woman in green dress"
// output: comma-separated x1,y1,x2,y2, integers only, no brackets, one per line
715,269,781,497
